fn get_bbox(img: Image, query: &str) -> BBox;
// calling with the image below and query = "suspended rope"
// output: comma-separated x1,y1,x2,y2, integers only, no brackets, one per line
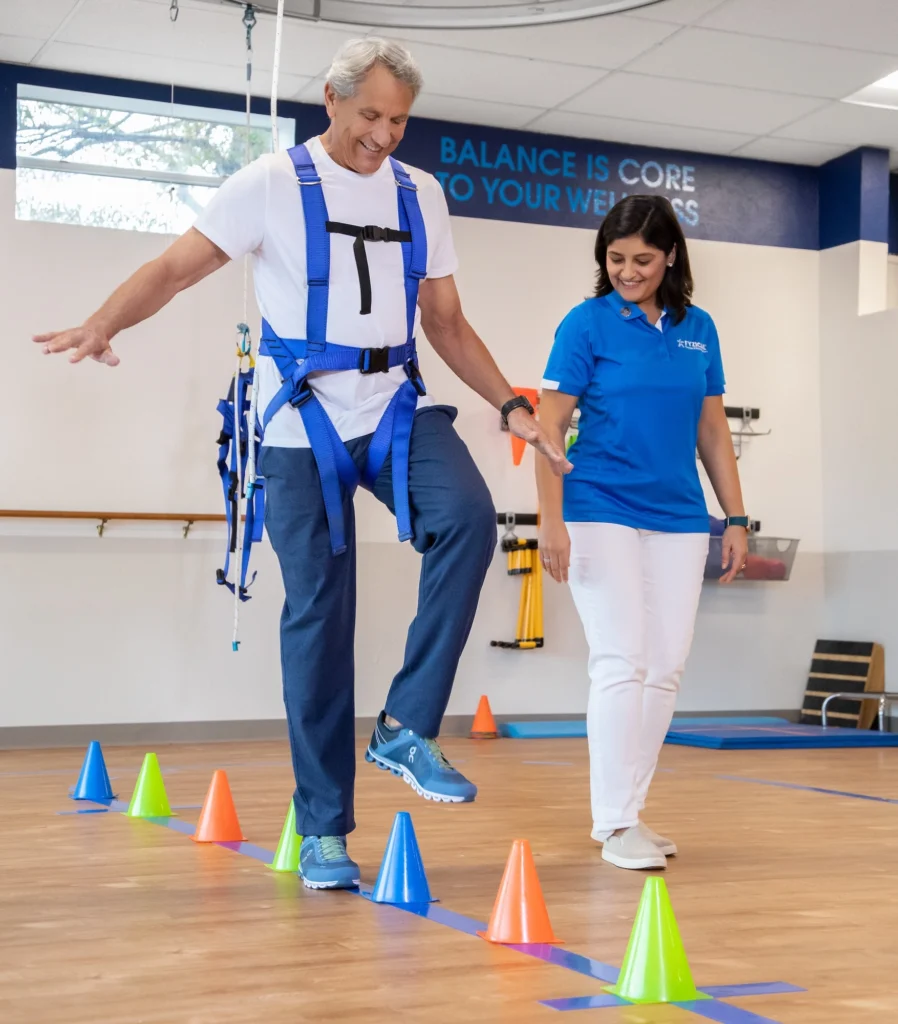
169,0,179,22
230,3,258,651
270,0,286,152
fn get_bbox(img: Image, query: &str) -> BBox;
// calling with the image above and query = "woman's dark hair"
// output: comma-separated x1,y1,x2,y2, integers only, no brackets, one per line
594,195,693,325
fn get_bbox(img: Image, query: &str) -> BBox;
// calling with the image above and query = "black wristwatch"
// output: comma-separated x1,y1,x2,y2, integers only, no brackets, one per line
501,394,535,426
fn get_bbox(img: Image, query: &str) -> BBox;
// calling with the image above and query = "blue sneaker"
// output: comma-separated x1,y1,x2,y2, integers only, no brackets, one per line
365,714,477,803
299,836,360,890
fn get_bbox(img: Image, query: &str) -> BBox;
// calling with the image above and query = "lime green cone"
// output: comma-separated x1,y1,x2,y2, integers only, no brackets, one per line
606,877,709,1004
125,753,173,818
269,801,302,872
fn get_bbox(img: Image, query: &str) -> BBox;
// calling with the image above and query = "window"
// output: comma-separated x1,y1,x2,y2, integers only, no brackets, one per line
16,85,295,234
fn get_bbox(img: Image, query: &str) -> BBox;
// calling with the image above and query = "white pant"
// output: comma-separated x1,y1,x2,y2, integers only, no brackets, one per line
567,523,708,833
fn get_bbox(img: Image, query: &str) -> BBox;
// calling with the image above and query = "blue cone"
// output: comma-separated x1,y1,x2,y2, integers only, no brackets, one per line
71,741,116,801
370,811,436,905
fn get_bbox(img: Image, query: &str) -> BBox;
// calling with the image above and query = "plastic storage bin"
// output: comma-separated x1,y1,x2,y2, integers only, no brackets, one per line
704,536,799,582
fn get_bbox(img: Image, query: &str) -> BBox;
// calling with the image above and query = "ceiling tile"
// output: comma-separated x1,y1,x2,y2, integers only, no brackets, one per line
625,27,898,99
59,0,355,77
528,108,754,155
404,42,606,108
384,15,678,69
561,71,823,135
730,137,850,166
0,0,81,39
61,0,250,65
623,0,728,24
701,0,898,57
0,35,44,63
773,100,898,149
37,41,312,98
411,94,545,130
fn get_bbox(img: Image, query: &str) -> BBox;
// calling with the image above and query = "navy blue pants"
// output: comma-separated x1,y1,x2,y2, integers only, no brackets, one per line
260,406,496,836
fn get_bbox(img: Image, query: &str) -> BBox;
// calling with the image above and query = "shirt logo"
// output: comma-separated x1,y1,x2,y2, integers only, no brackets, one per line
677,339,707,353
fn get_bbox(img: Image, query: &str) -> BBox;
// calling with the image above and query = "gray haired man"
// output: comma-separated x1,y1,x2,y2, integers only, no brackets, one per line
34,39,571,889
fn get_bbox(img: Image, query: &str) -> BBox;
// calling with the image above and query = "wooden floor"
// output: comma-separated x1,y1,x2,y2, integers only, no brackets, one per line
2,736,897,1023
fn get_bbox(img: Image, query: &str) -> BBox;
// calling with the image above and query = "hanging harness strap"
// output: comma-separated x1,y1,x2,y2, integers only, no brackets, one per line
325,222,412,315
257,143,428,556
215,369,265,599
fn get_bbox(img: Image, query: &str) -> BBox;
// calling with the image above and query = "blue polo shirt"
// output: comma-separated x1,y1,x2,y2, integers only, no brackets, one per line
542,291,725,532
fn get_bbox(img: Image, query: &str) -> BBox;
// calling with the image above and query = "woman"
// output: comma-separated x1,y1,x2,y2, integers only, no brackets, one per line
535,195,748,871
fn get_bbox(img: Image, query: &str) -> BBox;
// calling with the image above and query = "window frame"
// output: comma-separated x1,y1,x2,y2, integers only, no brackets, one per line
0,63,323,232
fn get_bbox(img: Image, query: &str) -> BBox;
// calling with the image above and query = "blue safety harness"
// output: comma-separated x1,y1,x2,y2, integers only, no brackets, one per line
215,142,428,593
215,365,264,600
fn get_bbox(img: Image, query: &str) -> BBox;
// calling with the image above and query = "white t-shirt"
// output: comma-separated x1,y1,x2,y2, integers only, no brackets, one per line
194,136,459,447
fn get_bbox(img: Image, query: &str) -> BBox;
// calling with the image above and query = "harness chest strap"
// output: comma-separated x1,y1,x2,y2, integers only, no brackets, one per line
258,142,429,556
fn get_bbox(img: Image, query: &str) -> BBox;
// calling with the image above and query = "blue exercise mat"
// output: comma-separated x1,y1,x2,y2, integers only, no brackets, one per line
500,716,789,740
665,722,898,749
500,717,898,748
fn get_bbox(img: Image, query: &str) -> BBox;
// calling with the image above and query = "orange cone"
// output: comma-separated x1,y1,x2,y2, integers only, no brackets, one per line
471,695,499,739
478,839,562,944
508,387,539,466
191,770,246,843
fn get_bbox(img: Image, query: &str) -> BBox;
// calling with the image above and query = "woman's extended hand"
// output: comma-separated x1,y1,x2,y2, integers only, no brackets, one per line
539,519,571,583
720,525,749,584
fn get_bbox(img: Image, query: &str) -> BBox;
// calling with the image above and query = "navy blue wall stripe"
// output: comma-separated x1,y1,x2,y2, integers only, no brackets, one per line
819,147,890,250
889,174,898,255
0,60,888,254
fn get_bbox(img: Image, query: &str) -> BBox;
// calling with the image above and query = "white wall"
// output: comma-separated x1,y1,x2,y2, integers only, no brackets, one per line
818,241,898,687
0,166,828,729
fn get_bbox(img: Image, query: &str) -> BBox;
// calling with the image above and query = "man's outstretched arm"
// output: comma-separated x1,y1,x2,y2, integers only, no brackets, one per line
419,274,572,476
33,228,230,366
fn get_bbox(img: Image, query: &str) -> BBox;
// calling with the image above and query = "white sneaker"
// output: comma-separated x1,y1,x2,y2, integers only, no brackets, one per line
638,821,677,857
600,826,667,871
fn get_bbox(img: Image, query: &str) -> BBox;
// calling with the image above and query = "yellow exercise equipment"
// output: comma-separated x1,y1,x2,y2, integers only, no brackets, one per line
491,537,544,650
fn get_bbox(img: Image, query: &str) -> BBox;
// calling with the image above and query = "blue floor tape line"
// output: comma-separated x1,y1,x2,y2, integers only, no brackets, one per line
701,984,804,998
678,999,792,1024
69,796,796,1023
718,774,898,805
541,983,803,1012
541,994,626,1010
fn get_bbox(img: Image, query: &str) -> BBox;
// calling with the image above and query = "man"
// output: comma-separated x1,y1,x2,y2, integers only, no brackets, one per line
34,38,570,889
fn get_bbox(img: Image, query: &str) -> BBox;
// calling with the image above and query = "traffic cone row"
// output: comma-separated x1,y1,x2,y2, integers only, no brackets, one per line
68,741,704,1005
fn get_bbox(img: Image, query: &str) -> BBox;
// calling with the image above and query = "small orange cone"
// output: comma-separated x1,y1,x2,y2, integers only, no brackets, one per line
508,388,539,467
478,839,562,944
191,770,246,843
471,695,499,739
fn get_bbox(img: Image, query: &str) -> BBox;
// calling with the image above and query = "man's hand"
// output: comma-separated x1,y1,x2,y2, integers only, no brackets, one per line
32,229,229,369
34,323,119,366
507,407,572,477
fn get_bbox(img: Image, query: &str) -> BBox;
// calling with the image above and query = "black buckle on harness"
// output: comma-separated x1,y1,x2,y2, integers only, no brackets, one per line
289,381,314,408
362,225,388,243
359,347,390,374
406,358,426,397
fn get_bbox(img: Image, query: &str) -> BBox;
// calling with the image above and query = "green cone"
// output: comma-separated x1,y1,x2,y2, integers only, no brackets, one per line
125,753,173,818
606,877,709,1004
268,800,302,872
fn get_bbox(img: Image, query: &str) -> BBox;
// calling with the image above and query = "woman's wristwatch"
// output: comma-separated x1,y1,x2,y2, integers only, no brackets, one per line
724,515,750,529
